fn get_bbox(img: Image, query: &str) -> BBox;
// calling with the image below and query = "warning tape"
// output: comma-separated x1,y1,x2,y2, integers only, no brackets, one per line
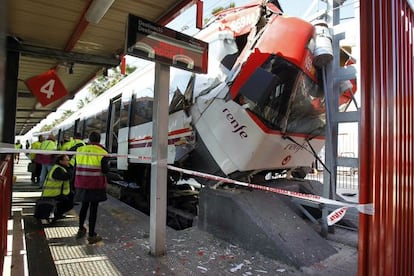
166,165,375,224
327,207,349,226
2,144,374,224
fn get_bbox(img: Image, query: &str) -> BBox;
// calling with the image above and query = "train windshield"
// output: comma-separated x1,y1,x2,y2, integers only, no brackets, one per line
238,55,325,136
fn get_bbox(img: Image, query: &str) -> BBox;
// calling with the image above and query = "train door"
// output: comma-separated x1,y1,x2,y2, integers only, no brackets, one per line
74,119,85,139
117,93,134,170
106,95,122,153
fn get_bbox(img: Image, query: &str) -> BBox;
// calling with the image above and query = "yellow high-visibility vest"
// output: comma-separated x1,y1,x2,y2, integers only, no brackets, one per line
40,140,57,151
42,164,70,197
30,141,41,160
75,144,107,189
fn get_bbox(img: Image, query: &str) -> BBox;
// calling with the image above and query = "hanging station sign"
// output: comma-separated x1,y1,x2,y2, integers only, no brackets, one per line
125,14,208,74
25,70,68,107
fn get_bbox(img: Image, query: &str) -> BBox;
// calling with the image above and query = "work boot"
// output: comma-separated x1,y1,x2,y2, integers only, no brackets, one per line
87,234,102,244
51,213,65,223
76,227,87,238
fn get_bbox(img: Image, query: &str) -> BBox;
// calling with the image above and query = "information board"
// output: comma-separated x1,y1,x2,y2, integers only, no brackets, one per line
125,14,208,74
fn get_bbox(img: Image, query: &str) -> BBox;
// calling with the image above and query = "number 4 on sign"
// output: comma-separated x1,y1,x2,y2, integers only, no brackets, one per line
40,79,55,99
25,69,68,107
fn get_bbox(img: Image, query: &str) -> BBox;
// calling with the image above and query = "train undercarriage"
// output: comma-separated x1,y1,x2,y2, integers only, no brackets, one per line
106,162,199,230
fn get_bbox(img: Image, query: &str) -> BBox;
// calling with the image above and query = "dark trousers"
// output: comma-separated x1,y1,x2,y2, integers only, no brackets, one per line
31,162,42,183
79,202,99,237
55,196,74,217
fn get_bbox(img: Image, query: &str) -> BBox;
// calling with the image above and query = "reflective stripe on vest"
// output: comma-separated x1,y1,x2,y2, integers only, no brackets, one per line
76,164,103,177
76,171,103,177
42,164,70,197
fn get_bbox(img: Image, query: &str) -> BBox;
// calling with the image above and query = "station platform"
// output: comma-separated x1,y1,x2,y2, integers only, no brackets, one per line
4,155,359,275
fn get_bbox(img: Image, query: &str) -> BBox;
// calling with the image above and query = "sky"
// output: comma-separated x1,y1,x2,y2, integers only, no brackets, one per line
21,0,358,140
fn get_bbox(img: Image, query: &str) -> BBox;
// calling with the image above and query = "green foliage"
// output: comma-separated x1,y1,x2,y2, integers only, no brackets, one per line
40,109,74,132
205,2,236,24
76,97,91,109
40,124,53,132
88,64,136,97
62,110,73,117
212,2,235,15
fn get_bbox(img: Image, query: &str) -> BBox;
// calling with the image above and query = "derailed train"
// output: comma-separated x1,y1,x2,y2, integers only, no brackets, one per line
51,0,355,229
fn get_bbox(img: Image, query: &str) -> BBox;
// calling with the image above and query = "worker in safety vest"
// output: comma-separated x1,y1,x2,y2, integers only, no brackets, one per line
60,132,84,150
70,133,86,151
14,140,22,163
41,154,74,221
29,136,43,161
59,132,72,151
60,132,85,167
59,132,85,193
74,131,109,244
30,135,44,184
35,134,57,187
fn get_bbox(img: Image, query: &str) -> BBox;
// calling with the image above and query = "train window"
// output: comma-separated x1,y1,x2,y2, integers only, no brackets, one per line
285,73,325,135
67,125,75,137
77,120,85,138
120,99,129,128
131,97,153,126
85,115,102,136
239,55,324,135
81,109,108,141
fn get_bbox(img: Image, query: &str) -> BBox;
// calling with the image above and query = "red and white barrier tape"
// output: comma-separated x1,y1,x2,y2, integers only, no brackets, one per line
166,165,374,225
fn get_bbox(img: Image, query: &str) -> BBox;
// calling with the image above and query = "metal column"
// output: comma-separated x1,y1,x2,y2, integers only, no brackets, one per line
321,0,359,236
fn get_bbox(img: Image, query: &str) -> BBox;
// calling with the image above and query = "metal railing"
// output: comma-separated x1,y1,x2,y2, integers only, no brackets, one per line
0,154,12,274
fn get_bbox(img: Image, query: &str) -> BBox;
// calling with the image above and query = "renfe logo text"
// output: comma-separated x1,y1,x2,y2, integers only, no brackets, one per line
222,108,248,138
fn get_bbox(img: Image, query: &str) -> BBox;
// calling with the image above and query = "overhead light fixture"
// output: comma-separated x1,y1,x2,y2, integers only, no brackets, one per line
85,0,115,24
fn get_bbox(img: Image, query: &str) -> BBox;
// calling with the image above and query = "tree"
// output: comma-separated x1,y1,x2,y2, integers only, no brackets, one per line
39,109,74,132
40,124,53,132
62,110,73,117
77,97,91,109
88,64,136,97
204,2,236,25
211,2,235,16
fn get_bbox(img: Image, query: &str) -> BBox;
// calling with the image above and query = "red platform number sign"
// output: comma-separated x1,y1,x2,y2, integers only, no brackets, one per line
25,70,68,107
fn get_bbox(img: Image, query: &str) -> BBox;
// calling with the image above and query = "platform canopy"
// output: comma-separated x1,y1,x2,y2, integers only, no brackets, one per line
7,0,196,136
